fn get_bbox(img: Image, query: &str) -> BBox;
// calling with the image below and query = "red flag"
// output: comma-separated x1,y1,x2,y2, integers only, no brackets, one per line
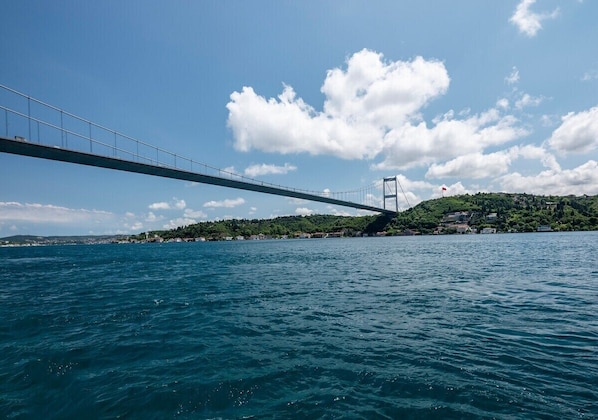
442,186,447,191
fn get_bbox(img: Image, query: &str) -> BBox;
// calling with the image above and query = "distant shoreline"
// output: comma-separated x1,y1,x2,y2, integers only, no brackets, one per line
3,193,597,246
2,228,596,248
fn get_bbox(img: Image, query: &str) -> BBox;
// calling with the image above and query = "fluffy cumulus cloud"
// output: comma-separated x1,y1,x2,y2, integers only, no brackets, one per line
148,201,170,210
425,150,516,179
174,199,186,210
227,49,450,161
516,144,561,171
510,0,559,37
228,49,529,172
424,144,562,180
499,160,598,196
548,107,598,154
203,197,246,208
373,109,527,170
496,98,510,110
244,163,297,177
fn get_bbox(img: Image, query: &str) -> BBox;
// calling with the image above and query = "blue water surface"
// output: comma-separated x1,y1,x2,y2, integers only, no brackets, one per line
1,232,597,418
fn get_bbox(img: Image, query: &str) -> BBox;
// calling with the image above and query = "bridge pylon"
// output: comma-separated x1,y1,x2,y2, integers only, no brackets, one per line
383,176,399,213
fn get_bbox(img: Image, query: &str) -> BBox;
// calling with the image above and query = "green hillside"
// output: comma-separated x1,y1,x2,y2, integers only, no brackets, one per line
138,214,382,241
389,193,598,234
137,193,597,240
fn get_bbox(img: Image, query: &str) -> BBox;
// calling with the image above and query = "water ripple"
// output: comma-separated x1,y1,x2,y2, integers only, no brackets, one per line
1,233,597,418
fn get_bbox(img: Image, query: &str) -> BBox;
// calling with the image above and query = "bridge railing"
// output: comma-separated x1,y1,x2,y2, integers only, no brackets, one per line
0,84,383,208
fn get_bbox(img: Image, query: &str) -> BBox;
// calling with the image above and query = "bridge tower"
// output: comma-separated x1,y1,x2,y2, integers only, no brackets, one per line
383,176,399,213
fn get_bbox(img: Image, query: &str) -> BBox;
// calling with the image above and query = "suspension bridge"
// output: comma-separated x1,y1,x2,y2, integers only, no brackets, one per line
0,85,401,216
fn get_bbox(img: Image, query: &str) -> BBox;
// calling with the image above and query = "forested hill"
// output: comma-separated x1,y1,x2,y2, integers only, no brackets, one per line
389,192,598,234
141,214,383,241
139,193,597,240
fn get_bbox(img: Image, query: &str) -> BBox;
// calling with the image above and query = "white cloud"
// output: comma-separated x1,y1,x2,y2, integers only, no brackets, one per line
162,218,197,230
499,160,598,195
148,201,170,210
184,208,207,219
540,114,559,127
0,202,113,224
497,98,510,109
127,222,144,231
325,206,352,217
203,197,246,208
145,211,164,222
582,70,598,82
515,93,544,109
510,0,559,37
425,145,562,180
148,198,186,211
372,108,528,170
320,51,449,126
295,207,314,216
227,49,449,160
425,150,516,179
505,67,520,85
227,49,529,173
548,107,598,154
516,144,561,171
244,163,297,177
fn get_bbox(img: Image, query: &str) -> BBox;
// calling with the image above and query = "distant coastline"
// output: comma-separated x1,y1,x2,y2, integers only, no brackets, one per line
2,193,596,246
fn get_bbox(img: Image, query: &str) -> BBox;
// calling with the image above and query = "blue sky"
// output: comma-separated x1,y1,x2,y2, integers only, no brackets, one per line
1,0,597,236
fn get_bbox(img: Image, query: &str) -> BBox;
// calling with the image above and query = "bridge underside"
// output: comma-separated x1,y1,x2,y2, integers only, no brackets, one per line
0,137,396,216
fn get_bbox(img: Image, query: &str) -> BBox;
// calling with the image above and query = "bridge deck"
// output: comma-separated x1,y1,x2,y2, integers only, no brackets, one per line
0,137,396,216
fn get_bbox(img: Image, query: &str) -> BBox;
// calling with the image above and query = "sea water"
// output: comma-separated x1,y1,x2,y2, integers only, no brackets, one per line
1,232,597,418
